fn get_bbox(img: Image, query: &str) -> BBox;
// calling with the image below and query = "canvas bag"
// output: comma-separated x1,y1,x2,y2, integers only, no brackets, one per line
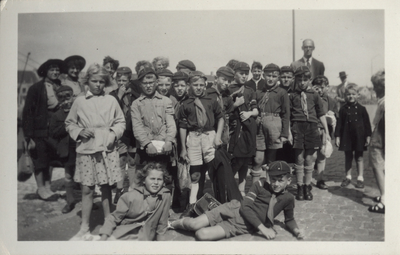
18,140,34,182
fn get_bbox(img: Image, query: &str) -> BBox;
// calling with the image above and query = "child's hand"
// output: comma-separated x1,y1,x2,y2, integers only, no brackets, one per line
213,136,223,148
335,137,340,147
117,85,127,99
162,141,172,155
288,133,293,145
258,224,276,240
180,149,190,164
234,96,245,107
240,111,252,122
365,136,371,147
320,144,326,157
79,129,95,139
146,143,158,156
293,228,305,240
106,131,116,150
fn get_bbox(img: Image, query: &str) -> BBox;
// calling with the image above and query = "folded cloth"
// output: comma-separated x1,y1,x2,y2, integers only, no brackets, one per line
151,140,165,154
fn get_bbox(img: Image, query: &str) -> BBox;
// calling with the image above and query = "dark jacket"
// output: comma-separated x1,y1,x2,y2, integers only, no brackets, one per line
49,109,76,158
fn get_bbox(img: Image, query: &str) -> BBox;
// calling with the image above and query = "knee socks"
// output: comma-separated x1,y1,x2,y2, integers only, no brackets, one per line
304,166,314,185
295,164,304,185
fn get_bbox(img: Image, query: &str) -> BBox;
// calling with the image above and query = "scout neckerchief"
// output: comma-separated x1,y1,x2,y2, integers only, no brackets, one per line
264,182,284,227
257,82,279,111
211,85,224,110
295,83,311,121
194,93,208,128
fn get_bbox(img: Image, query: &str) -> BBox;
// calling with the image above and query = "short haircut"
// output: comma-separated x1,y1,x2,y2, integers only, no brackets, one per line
345,83,360,93
152,56,170,69
226,59,239,70
141,73,157,82
135,60,152,74
251,61,263,70
80,63,111,87
103,56,120,70
371,69,385,88
136,162,169,186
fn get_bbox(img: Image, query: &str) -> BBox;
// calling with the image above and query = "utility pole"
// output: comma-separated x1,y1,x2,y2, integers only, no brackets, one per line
292,10,295,62
19,52,31,90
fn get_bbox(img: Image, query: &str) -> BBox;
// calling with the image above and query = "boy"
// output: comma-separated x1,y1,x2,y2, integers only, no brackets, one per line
156,68,174,97
228,61,258,196
103,56,120,94
280,66,295,94
178,71,224,216
244,61,266,92
252,64,290,183
290,66,328,201
130,67,177,188
169,161,304,241
311,75,338,190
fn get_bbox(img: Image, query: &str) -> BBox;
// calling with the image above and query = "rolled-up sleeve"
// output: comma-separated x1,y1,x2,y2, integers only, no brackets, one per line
131,100,152,148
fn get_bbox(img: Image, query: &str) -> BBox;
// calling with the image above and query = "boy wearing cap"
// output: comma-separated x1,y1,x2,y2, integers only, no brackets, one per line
252,64,290,184
169,160,304,241
109,66,137,203
290,66,328,201
156,69,174,97
178,71,224,216
228,61,258,196
103,56,120,94
176,60,196,75
244,61,266,92
130,67,177,188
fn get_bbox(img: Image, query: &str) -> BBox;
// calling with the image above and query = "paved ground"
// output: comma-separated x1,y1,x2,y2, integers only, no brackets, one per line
17,145,384,242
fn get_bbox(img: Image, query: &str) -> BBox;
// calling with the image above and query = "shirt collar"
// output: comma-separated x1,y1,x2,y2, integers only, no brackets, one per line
138,91,163,101
85,90,104,99
252,77,262,84
134,185,168,198
303,56,313,64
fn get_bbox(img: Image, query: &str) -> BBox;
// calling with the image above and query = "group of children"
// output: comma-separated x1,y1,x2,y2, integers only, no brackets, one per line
22,54,384,241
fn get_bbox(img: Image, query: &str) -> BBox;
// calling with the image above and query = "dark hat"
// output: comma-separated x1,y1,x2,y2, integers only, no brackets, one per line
172,71,189,82
294,66,311,76
62,55,86,73
116,66,133,76
176,60,196,71
55,85,73,94
216,66,235,78
189,71,207,81
137,67,158,81
280,66,294,74
268,161,291,176
312,75,329,86
37,59,65,77
157,68,174,77
263,63,280,73
338,71,347,78
233,62,250,72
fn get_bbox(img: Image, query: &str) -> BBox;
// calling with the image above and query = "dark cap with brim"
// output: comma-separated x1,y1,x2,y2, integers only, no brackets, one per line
268,161,292,176
216,66,235,78
56,85,73,94
189,71,207,81
312,75,329,86
234,62,250,72
116,66,133,76
280,66,294,74
137,67,158,80
157,68,174,77
294,66,311,76
176,60,196,71
263,63,280,73
172,71,189,82
37,59,65,78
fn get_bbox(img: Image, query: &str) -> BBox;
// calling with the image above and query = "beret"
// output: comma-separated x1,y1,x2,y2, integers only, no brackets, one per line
55,85,73,94
263,63,280,73
189,71,207,81
233,62,250,72
294,66,311,76
137,67,158,80
37,59,65,78
116,66,133,76
62,55,86,73
172,71,189,82
157,68,174,77
176,60,196,71
312,75,329,86
280,66,294,74
216,66,235,78
268,161,291,176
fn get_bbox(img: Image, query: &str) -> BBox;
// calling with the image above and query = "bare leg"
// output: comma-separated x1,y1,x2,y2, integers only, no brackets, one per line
195,225,226,241
251,151,265,183
171,213,210,230
81,185,94,231
304,149,317,185
34,168,47,198
354,151,364,180
100,184,112,218
117,154,127,190
344,151,353,178
294,149,305,185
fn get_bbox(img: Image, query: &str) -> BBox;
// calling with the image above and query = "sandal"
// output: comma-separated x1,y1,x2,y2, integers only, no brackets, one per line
374,196,381,202
368,203,385,214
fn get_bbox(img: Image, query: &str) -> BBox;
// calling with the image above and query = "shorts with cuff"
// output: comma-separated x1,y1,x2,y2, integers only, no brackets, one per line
291,121,321,150
256,115,283,150
205,200,249,238
30,137,58,170
187,130,216,166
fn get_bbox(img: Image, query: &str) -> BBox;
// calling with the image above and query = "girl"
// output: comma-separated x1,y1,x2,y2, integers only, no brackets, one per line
65,63,126,240
99,162,171,241
335,84,372,189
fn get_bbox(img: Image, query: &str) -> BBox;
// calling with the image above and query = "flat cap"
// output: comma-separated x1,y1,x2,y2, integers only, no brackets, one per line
312,75,329,86
157,68,174,77
280,66,294,74
137,67,158,80
116,66,133,76
233,62,250,72
216,66,235,78
263,63,280,73
55,85,73,94
172,71,189,82
176,60,196,71
268,161,292,176
294,66,311,76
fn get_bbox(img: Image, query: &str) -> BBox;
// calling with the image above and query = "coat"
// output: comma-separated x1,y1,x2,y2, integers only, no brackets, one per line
290,57,325,79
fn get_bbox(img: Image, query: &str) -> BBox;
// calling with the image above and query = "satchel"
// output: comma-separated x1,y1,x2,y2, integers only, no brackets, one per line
193,193,221,216
177,159,190,190
18,141,34,182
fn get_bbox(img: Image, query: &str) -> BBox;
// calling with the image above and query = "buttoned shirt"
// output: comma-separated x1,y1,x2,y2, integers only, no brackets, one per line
289,88,326,123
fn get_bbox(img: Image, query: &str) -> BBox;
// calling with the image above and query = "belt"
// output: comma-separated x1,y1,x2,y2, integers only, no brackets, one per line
189,128,212,136
260,112,280,117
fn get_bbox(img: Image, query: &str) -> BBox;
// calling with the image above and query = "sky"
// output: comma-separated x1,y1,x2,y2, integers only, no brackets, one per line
18,10,384,87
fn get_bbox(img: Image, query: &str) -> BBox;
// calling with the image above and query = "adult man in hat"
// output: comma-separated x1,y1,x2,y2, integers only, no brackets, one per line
335,71,350,109
176,60,196,75
290,39,325,80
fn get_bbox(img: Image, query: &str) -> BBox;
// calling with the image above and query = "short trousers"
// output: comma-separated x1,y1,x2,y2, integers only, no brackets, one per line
205,200,249,238
58,146,77,168
187,130,216,166
30,137,58,170
256,115,283,150
369,146,385,173
291,121,321,150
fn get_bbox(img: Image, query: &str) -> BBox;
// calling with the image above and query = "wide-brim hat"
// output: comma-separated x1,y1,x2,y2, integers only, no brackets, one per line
62,55,86,73
338,71,348,78
37,59,65,78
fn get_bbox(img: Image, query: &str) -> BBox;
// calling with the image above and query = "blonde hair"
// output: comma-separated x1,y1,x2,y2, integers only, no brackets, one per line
152,56,169,69
80,63,111,87
345,83,360,94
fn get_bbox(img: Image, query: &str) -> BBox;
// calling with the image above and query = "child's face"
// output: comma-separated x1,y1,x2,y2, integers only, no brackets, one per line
46,65,60,81
263,71,280,87
295,75,311,91
215,75,232,92
173,80,188,98
313,83,328,97
56,90,73,112
117,75,130,88
88,75,106,95
67,65,80,80
104,62,116,77
234,71,249,85
251,68,262,81
281,72,294,88
140,75,157,96
270,174,291,193
157,77,172,96
190,78,206,97
345,89,358,103
155,61,164,72
144,169,164,194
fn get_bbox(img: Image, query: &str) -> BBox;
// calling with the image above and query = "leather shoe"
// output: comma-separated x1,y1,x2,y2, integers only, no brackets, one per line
62,203,75,214
296,184,304,201
304,184,313,201
316,180,328,190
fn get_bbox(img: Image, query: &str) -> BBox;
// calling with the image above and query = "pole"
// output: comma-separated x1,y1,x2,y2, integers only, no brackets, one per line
292,10,295,62
19,52,31,90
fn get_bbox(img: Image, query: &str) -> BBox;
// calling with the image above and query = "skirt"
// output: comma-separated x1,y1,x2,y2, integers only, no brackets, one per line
74,150,122,186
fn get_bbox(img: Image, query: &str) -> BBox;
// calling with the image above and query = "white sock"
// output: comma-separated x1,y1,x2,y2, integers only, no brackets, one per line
346,175,352,180
357,176,364,181
238,180,246,194
189,183,199,204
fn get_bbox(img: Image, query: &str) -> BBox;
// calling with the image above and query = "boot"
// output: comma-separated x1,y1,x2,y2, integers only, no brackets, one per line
296,184,304,201
304,184,313,201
